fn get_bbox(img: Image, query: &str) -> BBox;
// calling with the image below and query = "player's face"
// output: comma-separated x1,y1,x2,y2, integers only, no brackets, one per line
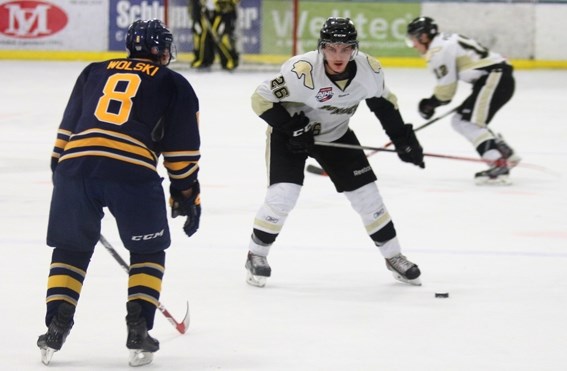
322,43,355,74
406,35,429,54
153,43,176,66
159,49,172,66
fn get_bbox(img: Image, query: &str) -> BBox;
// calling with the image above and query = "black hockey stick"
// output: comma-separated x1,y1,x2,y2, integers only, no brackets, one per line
313,141,487,162
306,107,458,176
98,234,190,334
312,141,553,174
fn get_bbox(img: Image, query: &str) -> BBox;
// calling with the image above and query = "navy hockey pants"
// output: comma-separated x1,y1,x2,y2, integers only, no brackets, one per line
47,172,171,254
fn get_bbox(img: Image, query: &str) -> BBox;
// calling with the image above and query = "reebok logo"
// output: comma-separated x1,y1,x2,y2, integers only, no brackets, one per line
0,1,68,39
353,166,371,176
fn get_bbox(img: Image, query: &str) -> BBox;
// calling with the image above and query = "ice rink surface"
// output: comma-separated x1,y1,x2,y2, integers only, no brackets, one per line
1,60,566,370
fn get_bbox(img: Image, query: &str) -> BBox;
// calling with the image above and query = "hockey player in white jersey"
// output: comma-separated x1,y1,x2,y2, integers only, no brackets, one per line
406,16,521,184
245,17,425,287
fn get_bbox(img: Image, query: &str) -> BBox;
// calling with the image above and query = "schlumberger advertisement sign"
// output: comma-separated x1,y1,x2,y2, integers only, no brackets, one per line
108,0,259,54
108,0,165,52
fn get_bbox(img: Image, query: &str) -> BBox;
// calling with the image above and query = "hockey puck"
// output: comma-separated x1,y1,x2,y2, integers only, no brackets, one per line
435,292,449,298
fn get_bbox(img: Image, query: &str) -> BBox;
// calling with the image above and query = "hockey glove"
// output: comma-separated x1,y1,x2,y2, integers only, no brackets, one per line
283,112,314,154
391,124,425,169
170,181,201,237
418,95,443,120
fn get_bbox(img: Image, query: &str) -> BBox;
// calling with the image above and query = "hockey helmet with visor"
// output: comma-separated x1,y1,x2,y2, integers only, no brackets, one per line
318,17,359,60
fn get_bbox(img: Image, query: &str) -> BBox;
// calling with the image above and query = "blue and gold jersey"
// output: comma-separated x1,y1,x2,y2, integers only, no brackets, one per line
51,58,200,191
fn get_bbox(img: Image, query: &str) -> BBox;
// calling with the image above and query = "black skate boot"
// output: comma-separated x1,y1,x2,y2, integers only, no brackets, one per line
494,134,521,168
474,159,511,185
385,254,422,286
245,251,271,287
126,301,159,367
37,302,75,365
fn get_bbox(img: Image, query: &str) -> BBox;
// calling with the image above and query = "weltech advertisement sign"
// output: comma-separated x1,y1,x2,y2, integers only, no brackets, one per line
260,1,420,57
0,0,106,50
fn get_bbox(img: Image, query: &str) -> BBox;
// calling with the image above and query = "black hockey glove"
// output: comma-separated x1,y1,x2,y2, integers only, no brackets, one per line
170,181,201,237
282,112,314,154
391,124,425,169
418,95,443,120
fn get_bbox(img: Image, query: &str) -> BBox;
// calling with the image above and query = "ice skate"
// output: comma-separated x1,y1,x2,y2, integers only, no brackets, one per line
385,254,422,286
494,134,522,168
245,251,271,288
37,302,75,365
474,160,511,185
475,134,520,185
126,302,159,367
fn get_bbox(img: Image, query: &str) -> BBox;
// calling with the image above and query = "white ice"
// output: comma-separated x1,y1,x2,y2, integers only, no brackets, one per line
1,60,566,370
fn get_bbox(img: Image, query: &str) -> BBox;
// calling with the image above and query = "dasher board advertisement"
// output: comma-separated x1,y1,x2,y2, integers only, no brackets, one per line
0,0,107,51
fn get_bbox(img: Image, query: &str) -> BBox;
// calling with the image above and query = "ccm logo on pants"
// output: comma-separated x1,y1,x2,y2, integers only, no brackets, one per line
131,230,165,241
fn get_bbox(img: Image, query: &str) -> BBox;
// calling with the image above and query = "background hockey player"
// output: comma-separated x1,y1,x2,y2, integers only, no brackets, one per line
189,0,240,71
406,16,521,184
245,17,425,288
37,19,202,367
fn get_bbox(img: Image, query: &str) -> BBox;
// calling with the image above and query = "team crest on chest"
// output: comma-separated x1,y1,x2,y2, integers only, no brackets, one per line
316,87,334,102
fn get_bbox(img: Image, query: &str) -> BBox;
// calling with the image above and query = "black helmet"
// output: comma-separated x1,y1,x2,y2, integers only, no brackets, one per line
319,17,359,49
407,16,438,39
126,19,176,65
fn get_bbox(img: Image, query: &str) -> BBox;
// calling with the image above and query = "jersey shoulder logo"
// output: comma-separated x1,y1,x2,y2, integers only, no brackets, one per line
291,60,315,90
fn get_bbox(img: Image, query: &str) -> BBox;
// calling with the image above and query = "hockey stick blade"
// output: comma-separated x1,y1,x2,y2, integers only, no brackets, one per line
99,234,190,335
159,301,190,334
306,164,327,176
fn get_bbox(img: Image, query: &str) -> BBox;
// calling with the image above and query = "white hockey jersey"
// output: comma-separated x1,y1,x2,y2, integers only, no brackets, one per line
252,50,399,142
426,33,508,102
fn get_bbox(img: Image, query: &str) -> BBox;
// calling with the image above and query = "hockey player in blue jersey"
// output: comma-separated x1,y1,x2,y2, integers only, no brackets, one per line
37,19,201,367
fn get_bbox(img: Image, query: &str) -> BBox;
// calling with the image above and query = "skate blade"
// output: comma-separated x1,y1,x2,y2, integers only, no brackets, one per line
129,349,154,367
40,347,56,365
246,271,267,287
392,272,422,286
475,175,512,186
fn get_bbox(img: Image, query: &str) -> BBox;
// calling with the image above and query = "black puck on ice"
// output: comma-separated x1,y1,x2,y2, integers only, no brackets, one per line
435,292,449,298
